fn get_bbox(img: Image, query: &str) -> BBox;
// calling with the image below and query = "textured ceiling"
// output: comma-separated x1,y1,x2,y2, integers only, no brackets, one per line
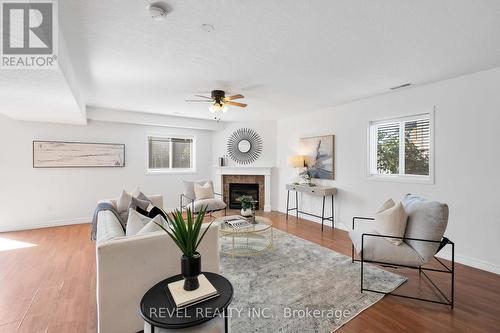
4,1,500,123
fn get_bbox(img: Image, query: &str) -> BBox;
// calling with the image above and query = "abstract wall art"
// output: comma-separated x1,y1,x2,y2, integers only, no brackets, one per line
299,135,334,180
33,141,125,168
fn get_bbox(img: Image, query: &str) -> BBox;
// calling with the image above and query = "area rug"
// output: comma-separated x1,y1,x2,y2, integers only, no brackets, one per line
220,229,406,333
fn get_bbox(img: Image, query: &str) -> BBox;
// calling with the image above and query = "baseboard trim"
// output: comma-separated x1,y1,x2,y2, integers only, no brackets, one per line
0,217,91,233
436,249,500,275
275,207,500,275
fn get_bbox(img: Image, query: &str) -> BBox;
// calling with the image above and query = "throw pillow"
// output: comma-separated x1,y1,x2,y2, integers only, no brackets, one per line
183,180,207,200
117,190,133,212
129,196,150,212
126,209,152,236
374,201,408,246
194,181,214,200
132,187,153,203
377,198,395,213
137,215,168,235
148,206,169,221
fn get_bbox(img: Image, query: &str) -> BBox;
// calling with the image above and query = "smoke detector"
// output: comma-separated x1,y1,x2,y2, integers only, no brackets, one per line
148,3,168,21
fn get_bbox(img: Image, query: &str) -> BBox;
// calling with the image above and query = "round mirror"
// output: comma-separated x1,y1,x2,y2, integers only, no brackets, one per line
238,139,251,153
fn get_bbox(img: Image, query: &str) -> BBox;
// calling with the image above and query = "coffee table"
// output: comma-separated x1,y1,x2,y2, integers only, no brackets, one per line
217,215,273,257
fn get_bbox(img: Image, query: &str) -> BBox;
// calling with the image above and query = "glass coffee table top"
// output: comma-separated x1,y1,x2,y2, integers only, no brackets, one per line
216,215,273,256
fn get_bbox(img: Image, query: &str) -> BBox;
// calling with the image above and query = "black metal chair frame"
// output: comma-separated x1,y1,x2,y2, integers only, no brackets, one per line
351,216,455,308
179,192,227,216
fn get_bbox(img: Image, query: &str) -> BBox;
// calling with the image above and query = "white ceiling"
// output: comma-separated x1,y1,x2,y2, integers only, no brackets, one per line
4,0,500,123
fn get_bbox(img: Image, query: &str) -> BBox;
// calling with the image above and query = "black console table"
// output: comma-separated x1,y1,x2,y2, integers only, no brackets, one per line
286,184,337,231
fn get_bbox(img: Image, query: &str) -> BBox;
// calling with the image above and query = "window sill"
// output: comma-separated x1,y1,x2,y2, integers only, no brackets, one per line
146,169,197,175
366,174,434,184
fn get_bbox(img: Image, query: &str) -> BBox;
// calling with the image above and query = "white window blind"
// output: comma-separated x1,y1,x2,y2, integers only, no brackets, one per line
148,136,194,171
369,113,432,181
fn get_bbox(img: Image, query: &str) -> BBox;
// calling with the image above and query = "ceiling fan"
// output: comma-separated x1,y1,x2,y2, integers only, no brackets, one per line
186,90,247,120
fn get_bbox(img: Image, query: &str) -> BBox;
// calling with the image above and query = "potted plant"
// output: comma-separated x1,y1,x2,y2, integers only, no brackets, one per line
155,206,213,291
239,195,255,217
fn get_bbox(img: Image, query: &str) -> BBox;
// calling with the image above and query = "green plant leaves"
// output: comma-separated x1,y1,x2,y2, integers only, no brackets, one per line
154,205,213,257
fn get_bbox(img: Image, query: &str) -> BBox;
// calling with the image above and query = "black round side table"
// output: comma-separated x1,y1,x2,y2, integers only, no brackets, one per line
140,272,233,333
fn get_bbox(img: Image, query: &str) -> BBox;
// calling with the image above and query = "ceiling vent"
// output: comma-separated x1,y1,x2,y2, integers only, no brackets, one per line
390,83,411,90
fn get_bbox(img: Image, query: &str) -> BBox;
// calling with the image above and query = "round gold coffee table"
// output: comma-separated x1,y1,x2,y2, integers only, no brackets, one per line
217,215,273,257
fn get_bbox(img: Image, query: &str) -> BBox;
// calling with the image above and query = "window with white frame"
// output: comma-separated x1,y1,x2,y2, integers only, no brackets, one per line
368,112,433,181
147,135,195,172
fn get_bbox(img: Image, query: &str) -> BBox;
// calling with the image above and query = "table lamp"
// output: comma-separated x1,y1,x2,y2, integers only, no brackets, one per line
287,155,308,184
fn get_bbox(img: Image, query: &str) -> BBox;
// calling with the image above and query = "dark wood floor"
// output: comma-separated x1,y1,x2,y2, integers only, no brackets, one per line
0,211,499,332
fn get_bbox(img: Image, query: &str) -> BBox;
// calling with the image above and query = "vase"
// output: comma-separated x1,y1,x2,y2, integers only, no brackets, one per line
240,208,254,217
181,253,201,291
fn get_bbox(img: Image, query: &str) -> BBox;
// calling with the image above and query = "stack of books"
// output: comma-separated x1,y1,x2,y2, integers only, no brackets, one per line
166,274,219,309
224,216,253,229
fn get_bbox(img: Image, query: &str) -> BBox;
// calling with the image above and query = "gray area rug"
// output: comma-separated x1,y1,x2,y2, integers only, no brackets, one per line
220,229,406,333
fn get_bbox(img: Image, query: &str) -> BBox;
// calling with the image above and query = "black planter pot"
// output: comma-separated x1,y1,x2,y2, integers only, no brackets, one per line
181,253,201,291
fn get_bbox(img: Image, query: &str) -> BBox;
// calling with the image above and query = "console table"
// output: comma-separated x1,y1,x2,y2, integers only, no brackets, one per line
285,184,337,231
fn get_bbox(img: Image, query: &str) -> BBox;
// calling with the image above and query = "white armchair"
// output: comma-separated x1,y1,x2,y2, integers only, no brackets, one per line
349,195,455,308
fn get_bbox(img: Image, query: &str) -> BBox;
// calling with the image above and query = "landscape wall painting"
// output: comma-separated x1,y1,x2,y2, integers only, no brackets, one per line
299,135,334,180
33,141,125,168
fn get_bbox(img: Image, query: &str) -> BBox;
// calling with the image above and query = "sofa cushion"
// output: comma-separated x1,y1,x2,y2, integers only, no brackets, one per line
349,229,424,267
129,196,151,212
117,190,133,212
374,201,408,246
126,209,153,236
403,195,449,263
136,216,168,235
193,198,226,213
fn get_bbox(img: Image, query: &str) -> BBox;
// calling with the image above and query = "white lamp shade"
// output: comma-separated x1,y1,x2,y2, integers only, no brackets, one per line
287,155,305,168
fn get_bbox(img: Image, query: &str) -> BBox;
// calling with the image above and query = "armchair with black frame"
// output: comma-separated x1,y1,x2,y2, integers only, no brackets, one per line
349,195,455,308
180,180,227,216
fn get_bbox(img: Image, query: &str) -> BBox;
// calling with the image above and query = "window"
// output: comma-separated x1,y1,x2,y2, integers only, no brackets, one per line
368,112,433,182
147,135,195,172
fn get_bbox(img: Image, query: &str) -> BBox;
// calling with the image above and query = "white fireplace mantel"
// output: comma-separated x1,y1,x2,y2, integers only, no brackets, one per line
214,166,273,212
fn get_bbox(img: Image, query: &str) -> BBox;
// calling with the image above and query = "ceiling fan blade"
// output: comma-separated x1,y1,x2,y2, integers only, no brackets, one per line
194,95,213,100
185,100,213,103
224,94,244,101
225,101,247,108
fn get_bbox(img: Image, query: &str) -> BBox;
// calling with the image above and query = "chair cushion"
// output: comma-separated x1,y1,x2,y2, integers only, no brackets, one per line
183,180,208,200
193,198,226,213
403,195,449,263
194,181,214,200
374,201,408,246
349,229,424,267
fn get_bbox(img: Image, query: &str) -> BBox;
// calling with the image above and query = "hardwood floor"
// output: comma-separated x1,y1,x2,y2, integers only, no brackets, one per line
1,211,499,332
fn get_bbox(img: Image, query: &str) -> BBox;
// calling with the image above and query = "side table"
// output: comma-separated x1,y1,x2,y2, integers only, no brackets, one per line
140,272,233,333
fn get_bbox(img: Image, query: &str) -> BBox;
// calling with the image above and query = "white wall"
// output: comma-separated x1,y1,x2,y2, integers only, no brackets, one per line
0,116,213,231
275,67,500,274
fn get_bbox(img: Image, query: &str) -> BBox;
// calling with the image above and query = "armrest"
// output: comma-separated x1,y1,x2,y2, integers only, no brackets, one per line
361,233,444,244
180,194,195,210
352,216,374,230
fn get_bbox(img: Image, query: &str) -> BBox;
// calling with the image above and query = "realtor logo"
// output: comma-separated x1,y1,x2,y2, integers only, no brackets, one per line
1,0,58,69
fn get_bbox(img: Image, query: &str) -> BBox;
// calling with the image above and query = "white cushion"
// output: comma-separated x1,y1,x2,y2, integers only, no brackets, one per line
126,209,151,236
376,198,395,213
193,198,226,213
137,216,168,235
349,229,424,267
374,201,408,245
183,180,207,200
194,181,214,200
117,190,133,212
403,195,449,263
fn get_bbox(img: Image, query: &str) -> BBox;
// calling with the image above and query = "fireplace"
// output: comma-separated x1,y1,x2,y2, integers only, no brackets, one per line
228,183,260,210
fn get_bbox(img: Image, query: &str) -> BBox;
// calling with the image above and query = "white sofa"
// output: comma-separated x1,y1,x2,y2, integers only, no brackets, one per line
96,195,220,333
